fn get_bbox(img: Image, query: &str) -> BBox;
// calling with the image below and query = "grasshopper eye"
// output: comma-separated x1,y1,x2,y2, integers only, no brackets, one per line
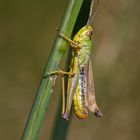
85,30,93,37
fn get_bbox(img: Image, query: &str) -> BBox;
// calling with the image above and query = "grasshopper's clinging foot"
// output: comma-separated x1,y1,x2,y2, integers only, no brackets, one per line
62,112,69,121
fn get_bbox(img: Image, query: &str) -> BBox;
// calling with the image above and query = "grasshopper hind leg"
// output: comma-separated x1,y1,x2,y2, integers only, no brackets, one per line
45,69,75,120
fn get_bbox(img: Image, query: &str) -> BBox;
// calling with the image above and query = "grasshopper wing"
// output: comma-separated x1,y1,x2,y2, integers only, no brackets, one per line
86,57,103,117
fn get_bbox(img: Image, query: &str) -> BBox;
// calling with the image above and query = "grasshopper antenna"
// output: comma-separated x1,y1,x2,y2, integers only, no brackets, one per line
87,0,100,25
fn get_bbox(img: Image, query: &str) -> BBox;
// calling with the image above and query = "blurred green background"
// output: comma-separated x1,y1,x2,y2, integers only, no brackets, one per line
0,0,140,140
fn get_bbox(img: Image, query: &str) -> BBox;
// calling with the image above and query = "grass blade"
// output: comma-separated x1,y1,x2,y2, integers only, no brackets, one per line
21,0,85,140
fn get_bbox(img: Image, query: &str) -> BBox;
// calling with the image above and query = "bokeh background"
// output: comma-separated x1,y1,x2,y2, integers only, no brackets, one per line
0,0,140,140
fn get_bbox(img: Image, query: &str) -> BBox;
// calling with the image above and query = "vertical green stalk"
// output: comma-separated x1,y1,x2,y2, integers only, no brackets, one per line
21,0,85,140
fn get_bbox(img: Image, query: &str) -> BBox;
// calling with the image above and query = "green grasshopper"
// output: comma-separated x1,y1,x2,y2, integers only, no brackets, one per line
48,0,102,120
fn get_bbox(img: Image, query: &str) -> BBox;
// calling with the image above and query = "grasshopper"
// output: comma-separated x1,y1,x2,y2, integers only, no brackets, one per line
47,0,102,120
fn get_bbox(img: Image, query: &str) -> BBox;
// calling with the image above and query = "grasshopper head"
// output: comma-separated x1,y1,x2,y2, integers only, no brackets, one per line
78,25,93,38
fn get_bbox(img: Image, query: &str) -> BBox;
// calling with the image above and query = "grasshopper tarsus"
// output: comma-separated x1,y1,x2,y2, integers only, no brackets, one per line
62,112,69,121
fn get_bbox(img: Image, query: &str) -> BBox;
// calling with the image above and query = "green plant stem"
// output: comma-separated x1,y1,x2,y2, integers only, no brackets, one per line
21,0,84,140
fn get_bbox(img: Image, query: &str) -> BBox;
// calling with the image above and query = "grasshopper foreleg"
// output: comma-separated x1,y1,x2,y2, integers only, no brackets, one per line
59,33,81,50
